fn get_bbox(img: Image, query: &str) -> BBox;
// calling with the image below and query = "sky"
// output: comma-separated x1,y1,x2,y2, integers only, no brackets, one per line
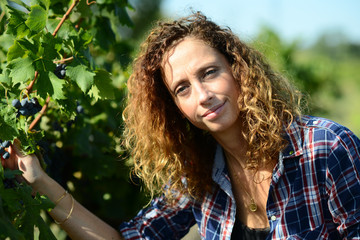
161,0,360,45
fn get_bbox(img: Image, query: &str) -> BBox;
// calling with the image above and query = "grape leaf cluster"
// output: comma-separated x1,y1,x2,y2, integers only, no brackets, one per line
54,63,66,79
0,140,11,160
12,98,42,117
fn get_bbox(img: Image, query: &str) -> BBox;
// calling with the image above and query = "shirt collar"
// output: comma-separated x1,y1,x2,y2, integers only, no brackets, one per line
211,118,305,195
212,145,234,198
281,118,305,159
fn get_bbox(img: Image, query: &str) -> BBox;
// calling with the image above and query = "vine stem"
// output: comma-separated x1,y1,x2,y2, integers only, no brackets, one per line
0,9,5,23
29,96,51,130
26,71,39,94
28,0,81,131
87,0,96,5
54,56,74,64
52,0,81,37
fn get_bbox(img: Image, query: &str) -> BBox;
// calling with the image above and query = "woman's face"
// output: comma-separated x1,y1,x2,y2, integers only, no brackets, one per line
162,37,242,135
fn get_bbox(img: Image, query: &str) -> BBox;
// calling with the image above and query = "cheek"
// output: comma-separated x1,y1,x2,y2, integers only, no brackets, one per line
177,102,195,118
174,99,192,116
175,101,202,127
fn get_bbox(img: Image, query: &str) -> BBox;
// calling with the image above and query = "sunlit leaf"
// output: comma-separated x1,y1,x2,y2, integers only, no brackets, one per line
66,65,95,93
88,70,114,101
25,5,48,33
8,57,35,85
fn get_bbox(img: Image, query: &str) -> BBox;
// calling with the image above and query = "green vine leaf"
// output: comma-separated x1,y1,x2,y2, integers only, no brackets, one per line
40,33,62,60
49,72,66,100
6,7,30,37
88,70,115,101
8,57,35,86
66,65,95,93
34,71,65,100
0,194,26,240
32,0,50,11
17,130,44,156
0,69,12,86
33,58,53,73
7,41,26,62
0,104,19,140
25,5,48,34
37,215,57,240
16,38,39,56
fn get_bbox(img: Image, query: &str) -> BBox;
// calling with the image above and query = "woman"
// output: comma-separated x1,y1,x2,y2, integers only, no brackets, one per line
3,12,360,239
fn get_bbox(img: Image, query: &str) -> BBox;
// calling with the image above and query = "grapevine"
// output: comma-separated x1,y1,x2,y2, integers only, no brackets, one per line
0,0,140,238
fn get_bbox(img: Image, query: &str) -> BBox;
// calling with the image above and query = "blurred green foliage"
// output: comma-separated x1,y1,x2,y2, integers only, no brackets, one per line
251,27,360,136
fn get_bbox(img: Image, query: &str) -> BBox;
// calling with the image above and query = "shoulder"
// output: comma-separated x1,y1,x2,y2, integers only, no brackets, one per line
284,115,360,162
295,115,350,134
288,115,358,147
285,115,360,172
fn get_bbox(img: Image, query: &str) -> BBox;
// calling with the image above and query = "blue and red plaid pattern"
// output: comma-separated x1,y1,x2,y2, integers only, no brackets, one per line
120,116,360,239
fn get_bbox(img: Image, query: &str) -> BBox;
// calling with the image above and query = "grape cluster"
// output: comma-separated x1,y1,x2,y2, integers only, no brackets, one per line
54,63,66,79
0,139,11,160
12,98,42,117
3,178,16,189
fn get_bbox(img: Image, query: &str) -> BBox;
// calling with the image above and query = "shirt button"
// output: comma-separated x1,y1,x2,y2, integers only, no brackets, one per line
270,215,277,221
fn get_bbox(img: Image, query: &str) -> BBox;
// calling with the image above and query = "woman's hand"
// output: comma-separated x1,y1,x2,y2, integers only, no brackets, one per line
2,139,124,239
1,139,46,190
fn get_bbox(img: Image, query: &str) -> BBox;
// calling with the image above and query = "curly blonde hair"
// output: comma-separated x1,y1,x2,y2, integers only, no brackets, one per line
123,12,302,201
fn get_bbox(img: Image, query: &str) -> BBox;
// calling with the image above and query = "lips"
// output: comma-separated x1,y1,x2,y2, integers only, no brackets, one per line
202,102,225,118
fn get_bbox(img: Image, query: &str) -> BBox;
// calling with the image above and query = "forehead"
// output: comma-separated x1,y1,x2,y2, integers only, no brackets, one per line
161,37,222,76
164,37,212,61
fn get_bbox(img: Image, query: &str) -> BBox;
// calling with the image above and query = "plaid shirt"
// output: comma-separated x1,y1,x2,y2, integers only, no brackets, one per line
119,116,360,239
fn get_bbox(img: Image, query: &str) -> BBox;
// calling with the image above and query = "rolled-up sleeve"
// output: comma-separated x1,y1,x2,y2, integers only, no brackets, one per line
119,193,196,240
326,129,360,239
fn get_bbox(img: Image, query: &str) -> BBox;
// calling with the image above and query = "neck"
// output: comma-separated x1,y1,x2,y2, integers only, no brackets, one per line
211,125,248,167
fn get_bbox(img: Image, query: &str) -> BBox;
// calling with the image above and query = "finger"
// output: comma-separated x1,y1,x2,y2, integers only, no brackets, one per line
5,142,20,170
11,139,26,157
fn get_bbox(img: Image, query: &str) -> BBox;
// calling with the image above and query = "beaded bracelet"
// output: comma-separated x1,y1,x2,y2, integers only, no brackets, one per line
55,193,75,225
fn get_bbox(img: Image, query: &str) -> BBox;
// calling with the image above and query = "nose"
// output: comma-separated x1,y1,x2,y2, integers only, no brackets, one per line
194,82,213,105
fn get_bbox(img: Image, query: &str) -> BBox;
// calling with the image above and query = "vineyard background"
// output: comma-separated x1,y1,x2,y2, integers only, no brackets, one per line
0,0,359,239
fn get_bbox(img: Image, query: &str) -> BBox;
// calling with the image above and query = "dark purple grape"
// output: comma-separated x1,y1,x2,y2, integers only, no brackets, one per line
2,151,10,159
31,97,40,107
21,98,30,108
3,178,16,189
0,147,5,155
76,105,84,114
27,102,34,109
2,141,10,148
16,97,42,117
54,64,66,79
19,108,30,116
12,99,21,109
29,107,40,115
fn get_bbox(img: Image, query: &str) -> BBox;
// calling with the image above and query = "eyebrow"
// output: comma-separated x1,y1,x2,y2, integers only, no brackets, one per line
171,61,219,88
